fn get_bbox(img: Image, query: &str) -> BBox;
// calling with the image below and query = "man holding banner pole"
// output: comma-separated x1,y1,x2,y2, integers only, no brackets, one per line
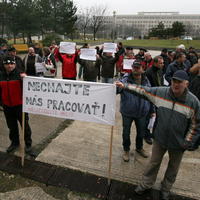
0,56,33,155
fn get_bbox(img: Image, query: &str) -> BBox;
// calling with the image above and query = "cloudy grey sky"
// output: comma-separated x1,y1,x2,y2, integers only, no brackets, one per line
73,0,200,15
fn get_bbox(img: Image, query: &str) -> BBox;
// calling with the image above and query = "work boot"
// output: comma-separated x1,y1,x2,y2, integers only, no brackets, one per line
122,151,130,162
144,137,153,145
6,144,19,153
135,185,149,195
160,190,170,200
136,149,148,158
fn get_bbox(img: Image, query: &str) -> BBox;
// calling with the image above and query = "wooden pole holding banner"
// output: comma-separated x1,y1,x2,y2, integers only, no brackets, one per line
108,125,114,185
19,112,25,166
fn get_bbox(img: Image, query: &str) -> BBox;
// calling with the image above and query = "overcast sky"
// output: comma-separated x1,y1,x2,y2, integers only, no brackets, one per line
73,0,200,15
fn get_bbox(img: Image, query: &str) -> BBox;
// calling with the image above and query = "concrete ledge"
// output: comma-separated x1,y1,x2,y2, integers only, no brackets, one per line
0,152,196,200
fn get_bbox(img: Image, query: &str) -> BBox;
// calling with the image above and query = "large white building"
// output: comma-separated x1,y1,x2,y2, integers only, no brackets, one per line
103,12,200,38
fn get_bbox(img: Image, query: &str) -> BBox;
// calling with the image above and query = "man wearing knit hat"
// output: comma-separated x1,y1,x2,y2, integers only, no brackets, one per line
0,56,33,155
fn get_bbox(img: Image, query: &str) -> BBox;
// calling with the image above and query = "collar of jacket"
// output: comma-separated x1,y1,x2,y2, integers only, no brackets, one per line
169,87,188,103
174,60,185,68
128,73,148,85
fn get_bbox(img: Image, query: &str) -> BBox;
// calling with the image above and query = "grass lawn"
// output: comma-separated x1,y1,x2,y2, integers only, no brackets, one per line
121,39,200,49
8,38,200,50
74,39,199,49
73,39,200,50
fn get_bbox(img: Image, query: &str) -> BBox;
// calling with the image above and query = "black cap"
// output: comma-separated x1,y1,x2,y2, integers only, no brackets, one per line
3,56,15,64
189,46,195,50
8,47,16,52
162,48,168,53
132,59,142,68
168,50,173,54
172,70,189,81
139,48,147,52
126,46,133,50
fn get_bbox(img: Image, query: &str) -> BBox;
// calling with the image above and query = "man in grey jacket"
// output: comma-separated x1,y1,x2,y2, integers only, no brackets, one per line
116,70,200,200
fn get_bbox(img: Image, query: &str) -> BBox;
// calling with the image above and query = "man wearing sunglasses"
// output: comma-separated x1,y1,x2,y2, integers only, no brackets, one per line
0,56,33,155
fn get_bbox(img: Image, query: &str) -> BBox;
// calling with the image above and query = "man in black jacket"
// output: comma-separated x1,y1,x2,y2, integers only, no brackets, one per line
0,56,33,154
160,48,170,74
144,56,164,145
100,51,119,83
146,56,164,87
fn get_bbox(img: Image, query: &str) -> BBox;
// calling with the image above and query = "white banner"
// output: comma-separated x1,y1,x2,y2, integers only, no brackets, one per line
123,59,135,70
80,48,96,61
103,43,117,53
59,42,76,54
23,77,116,125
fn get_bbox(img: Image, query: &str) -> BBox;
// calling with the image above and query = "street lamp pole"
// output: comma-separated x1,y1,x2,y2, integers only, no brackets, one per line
112,11,116,42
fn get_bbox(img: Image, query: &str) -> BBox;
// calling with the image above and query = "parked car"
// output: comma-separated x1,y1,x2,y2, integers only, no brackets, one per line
183,36,193,40
126,36,134,40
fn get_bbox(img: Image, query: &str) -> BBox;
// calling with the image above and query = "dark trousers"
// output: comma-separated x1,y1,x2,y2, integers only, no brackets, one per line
140,141,184,192
63,77,76,80
3,105,32,146
122,114,146,151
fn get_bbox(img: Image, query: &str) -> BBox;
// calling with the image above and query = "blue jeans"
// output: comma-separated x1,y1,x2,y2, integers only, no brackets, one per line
122,114,146,151
101,77,113,84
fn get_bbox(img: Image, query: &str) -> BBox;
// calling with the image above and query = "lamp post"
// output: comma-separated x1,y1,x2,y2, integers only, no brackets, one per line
112,11,116,42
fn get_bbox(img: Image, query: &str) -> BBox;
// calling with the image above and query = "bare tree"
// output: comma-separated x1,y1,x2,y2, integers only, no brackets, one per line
90,5,106,41
76,7,91,41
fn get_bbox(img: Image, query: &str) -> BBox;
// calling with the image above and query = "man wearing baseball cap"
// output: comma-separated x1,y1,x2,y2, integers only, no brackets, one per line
117,59,153,161
0,56,33,155
116,70,200,200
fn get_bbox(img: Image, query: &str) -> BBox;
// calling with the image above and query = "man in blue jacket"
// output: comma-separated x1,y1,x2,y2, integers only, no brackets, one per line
117,59,153,162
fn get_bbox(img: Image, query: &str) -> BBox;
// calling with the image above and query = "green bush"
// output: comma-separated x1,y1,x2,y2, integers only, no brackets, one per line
42,33,63,47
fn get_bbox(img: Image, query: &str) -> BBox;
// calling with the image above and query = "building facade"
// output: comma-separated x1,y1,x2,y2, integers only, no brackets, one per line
103,12,200,38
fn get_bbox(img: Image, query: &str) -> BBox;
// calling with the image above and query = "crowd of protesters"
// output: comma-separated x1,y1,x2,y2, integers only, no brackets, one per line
1,40,200,200
115,43,200,200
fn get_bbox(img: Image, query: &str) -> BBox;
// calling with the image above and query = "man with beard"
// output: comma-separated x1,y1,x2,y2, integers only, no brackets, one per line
23,47,43,76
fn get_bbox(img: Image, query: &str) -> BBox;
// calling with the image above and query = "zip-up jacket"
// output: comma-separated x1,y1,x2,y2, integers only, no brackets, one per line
0,68,22,107
101,53,119,78
123,84,200,150
78,57,101,81
57,52,77,79
117,73,152,118
146,65,164,87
